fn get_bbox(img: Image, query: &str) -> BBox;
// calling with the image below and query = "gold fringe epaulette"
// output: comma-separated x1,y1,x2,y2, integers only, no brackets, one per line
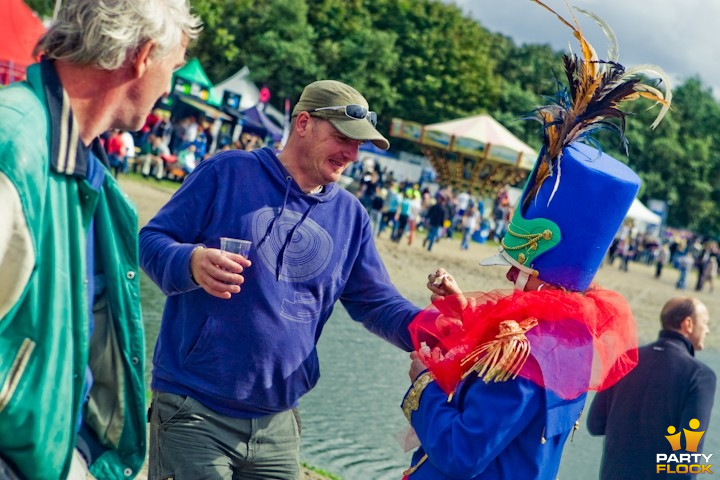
461,318,538,383
402,372,434,422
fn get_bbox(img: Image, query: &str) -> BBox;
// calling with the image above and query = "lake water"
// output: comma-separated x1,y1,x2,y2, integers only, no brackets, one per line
140,274,720,480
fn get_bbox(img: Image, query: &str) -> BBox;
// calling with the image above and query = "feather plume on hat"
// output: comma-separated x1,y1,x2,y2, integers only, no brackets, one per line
526,0,672,205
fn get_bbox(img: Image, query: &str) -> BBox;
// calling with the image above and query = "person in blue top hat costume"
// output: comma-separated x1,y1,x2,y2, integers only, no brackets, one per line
399,2,672,479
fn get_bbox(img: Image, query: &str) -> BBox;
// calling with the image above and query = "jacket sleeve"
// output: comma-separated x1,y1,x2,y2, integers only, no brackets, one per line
139,159,218,295
586,388,611,436
680,365,716,450
0,172,35,319
339,211,419,351
406,377,541,477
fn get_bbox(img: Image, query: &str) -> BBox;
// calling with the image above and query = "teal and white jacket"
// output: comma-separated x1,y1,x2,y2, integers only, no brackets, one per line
0,60,146,480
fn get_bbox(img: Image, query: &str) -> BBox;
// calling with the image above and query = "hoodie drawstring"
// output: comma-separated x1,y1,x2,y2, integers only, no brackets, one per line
258,175,322,280
275,202,319,280
258,176,293,250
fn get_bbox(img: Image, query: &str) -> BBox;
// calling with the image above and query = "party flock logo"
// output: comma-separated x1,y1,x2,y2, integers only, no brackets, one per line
656,418,713,474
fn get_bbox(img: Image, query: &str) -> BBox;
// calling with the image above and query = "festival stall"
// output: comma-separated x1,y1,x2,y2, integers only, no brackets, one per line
170,58,219,105
239,105,283,143
390,114,537,195
214,66,284,125
160,57,236,154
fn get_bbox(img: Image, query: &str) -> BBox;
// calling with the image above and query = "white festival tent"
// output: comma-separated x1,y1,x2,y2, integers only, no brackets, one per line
626,198,662,226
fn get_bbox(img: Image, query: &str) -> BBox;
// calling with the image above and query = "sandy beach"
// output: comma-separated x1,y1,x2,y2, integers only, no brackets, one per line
120,174,720,479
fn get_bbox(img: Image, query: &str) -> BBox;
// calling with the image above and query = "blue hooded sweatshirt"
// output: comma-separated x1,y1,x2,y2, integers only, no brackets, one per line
140,147,419,417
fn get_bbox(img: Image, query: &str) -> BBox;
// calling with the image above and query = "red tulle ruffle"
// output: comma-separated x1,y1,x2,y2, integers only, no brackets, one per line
409,288,638,399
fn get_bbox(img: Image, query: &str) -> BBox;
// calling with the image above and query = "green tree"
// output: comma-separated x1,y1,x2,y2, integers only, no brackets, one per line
367,0,502,124
671,77,720,141
625,77,720,234
489,81,543,151
489,40,565,146
24,0,53,19
495,41,563,99
190,0,321,107
306,0,400,127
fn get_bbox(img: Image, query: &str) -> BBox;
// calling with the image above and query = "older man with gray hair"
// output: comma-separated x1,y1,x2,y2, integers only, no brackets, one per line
0,1,201,479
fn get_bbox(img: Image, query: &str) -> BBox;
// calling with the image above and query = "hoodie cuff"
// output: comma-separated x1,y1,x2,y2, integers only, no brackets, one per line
173,243,205,292
189,245,205,285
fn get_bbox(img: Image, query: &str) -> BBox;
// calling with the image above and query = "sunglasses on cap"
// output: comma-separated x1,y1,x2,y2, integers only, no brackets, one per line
309,104,377,127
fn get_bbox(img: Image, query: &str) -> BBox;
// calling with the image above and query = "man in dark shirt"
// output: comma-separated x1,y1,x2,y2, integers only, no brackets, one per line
422,194,448,251
587,297,716,479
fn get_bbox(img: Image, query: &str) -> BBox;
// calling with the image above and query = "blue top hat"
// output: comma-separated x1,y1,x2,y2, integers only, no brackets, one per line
479,3,670,291
484,143,640,291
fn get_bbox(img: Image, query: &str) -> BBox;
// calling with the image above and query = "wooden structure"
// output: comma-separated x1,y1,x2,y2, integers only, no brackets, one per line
390,115,538,195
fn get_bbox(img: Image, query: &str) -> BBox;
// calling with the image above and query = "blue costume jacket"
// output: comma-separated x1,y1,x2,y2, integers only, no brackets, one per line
403,372,585,479
400,291,622,479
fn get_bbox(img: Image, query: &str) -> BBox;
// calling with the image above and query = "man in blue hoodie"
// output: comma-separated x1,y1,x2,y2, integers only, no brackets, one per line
140,80,421,479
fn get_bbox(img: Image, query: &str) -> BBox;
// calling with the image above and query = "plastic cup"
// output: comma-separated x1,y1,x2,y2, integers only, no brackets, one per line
220,237,252,258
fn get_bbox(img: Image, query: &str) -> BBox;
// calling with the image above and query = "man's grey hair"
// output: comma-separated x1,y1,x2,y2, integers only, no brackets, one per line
34,0,202,70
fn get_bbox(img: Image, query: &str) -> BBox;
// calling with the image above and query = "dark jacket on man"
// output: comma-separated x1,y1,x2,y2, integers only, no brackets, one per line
587,330,716,479
426,202,447,228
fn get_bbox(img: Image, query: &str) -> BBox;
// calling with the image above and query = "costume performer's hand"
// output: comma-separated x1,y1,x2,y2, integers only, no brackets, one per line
427,268,465,299
427,268,469,314
190,247,251,299
408,351,426,382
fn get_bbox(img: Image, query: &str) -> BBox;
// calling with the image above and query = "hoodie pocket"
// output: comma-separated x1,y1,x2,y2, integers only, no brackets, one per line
182,316,243,385
183,316,219,370
0,337,35,413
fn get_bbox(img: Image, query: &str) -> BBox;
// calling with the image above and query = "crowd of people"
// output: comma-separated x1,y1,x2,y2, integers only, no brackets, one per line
606,226,719,291
0,1,714,480
357,160,720,297
353,164,517,252
99,110,270,182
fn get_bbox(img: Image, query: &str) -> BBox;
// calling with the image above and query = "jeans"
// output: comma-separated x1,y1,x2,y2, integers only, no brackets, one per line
149,391,301,480
378,211,395,237
424,226,442,251
676,268,688,289
461,227,472,250
370,209,383,234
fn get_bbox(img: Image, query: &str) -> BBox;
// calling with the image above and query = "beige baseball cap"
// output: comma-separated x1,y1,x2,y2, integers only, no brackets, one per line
292,80,389,150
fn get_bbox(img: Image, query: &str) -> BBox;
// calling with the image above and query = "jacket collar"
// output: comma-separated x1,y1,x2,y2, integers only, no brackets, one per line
658,329,695,356
31,58,109,178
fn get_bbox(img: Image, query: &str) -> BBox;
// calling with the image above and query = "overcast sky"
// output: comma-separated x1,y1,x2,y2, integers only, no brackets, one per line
451,0,719,98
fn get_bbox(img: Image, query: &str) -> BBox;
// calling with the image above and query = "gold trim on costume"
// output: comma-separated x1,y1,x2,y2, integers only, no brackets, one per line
402,453,428,477
571,410,583,442
461,317,538,383
501,227,554,256
402,372,434,422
